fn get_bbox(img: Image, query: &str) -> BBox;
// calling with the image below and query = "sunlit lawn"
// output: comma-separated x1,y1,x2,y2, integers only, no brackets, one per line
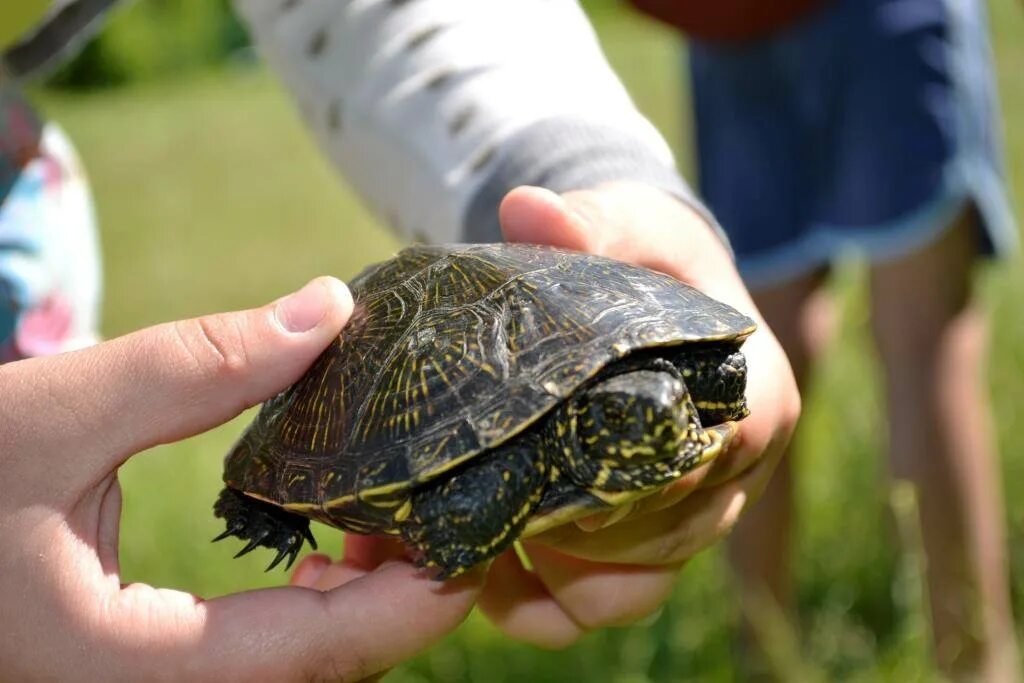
35,2,1024,680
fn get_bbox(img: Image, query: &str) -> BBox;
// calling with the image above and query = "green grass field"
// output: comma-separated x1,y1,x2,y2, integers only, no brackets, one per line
33,2,1024,680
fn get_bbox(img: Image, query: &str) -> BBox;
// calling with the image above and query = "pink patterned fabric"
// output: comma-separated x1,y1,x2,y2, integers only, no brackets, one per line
11,293,74,359
0,122,101,363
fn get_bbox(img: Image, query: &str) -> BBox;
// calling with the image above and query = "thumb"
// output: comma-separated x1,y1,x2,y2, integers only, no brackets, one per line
498,183,668,255
3,276,353,500
499,183,731,289
499,185,605,253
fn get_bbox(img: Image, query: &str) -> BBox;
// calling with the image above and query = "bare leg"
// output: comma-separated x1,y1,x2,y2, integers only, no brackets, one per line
727,269,831,676
870,209,1020,681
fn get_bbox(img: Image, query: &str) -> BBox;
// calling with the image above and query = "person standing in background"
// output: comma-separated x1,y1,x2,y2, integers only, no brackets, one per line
630,0,1020,679
0,63,101,363
1,2,802,679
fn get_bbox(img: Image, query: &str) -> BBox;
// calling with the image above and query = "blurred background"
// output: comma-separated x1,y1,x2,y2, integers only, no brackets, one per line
24,0,1024,679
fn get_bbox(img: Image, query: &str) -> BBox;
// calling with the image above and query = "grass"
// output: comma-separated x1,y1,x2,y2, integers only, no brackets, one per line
32,1,1024,680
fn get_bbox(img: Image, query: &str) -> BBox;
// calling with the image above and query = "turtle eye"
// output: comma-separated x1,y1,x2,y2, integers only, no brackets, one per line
598,396,634,429
593,393,638,436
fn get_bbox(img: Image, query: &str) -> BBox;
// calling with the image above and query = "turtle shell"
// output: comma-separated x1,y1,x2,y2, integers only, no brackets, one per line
223,243,756,527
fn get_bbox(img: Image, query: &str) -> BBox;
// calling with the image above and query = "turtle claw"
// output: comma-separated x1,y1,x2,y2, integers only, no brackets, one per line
301,525,318,551
211,529,234,543
211,522,244,543
213,488,316,571
266,543,299,572
233,531,270,559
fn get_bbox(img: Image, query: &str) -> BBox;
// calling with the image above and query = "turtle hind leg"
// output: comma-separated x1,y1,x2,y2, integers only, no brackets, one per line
402,435,549,580
213,488,317,572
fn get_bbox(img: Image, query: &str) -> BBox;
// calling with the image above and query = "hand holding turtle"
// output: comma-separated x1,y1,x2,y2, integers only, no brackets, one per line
468,182,801,647
294,183,799,649
0,278,479,682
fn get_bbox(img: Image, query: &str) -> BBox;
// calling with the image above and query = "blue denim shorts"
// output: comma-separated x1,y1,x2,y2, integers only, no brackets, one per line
688,0,1016,287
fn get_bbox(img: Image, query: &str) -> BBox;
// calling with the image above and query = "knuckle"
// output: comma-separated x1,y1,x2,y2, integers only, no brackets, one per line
171,315,250,380
565,193,613,251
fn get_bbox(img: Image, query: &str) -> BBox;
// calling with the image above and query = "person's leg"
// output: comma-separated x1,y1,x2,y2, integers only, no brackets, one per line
686,9,841,674
870,209,1019,682
727,268,830,676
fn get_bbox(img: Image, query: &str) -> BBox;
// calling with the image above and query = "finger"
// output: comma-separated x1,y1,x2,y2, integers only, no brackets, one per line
307,559,371,592
477,550,584,649
306,536,411,592
291,535,409,591
3,277,353,497
498,186,597,253
290,554,332,588
524,544,679,630
533,456,774,566
343,534,411,571
500,182,731,291
122,561,480,682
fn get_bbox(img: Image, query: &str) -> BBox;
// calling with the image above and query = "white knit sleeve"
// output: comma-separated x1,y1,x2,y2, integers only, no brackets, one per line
233,0,724,245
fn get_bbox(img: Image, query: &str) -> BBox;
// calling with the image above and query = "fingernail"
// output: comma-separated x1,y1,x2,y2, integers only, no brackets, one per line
276,279,330,333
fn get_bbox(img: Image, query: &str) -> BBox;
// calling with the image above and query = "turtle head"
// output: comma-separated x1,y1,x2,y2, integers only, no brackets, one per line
551,359,731,496
574,368,692,473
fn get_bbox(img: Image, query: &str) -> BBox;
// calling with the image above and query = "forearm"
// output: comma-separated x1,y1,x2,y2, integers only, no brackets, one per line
233,0,724,243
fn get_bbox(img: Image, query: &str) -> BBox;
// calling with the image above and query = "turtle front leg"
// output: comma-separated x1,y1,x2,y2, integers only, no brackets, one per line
213,487,317,571
401,435,549,579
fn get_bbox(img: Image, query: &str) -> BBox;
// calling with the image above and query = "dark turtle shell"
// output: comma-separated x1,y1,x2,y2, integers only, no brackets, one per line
223,243,756,525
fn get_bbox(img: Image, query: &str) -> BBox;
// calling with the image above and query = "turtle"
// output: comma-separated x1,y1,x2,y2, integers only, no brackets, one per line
213,243,756,578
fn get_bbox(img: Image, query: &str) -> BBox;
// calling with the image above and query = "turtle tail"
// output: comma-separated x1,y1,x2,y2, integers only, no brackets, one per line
212,488,317,571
